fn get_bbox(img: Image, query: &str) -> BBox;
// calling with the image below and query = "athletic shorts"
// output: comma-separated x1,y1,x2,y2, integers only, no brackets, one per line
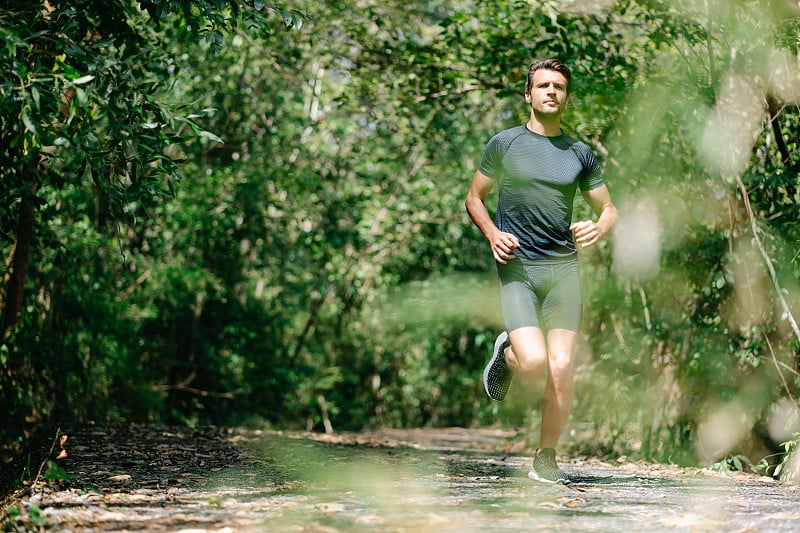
496,256,582,333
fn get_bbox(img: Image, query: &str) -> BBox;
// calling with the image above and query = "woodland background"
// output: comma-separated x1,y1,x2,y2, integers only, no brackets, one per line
2,0,800,478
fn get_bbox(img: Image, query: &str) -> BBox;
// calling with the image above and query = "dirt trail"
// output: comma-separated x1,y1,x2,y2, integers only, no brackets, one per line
3,425,800,532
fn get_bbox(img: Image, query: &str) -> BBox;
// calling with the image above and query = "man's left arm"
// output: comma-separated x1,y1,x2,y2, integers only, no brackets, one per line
570,185,618,248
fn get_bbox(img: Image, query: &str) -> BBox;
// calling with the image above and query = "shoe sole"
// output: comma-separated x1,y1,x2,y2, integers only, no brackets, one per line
528,470,570,485
483,331,509,401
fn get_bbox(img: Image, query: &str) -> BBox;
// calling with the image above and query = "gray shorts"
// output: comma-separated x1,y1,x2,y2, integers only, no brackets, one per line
496,256,582,333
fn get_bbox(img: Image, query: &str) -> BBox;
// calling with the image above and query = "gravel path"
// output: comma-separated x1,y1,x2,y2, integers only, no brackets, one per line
3,425,799,531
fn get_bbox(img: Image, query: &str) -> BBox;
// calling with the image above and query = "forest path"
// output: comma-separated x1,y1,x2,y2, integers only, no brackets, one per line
3,425,800,532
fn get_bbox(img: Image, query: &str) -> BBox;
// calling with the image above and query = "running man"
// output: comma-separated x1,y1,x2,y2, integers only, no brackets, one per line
465,59,618,483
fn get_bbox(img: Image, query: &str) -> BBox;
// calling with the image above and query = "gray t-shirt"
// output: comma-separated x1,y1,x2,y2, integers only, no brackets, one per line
479,125,604,259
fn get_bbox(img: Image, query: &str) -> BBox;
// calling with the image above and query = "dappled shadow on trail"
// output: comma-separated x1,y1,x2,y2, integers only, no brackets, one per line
4,426,800,532
204,430,800,532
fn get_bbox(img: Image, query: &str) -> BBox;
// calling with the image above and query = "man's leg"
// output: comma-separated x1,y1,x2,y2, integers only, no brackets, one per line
485,258,544,401
527,328,576,484
539,328,577,449
483,325,548,402
505,326,547,376
529,259,581,483
538,258,581,449
506,326,576,448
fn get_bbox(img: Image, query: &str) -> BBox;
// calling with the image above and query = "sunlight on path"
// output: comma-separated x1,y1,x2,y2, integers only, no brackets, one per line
10,427,800,532
193,430,800,532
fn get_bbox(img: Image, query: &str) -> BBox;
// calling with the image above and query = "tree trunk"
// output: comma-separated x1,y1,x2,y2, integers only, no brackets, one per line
2,185,36,337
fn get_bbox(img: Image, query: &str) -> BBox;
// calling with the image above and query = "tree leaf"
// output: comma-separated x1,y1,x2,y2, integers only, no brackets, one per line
198,130,223,143
72,75,95,85
21,108,37,134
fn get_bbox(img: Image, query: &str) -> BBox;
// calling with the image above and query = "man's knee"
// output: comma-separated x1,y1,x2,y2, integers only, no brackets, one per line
547,349,574,376
509,344,547,376
544,329,577,377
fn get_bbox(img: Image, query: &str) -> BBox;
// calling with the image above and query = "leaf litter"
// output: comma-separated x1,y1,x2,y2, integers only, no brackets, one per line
2,425,799,532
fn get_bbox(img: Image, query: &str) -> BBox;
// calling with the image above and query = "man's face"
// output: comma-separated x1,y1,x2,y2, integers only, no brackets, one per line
525,69,569,117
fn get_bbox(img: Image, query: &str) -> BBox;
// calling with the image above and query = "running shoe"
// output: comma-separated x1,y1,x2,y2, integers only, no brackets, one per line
528,448,570,484
483,331,512,401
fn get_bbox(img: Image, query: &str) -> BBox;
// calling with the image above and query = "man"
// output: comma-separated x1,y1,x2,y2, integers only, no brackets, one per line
465,59,617,484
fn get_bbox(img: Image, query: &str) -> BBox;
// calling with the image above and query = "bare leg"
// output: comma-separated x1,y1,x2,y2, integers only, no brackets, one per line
505,326,576,449
539,328,577,449
505,326,548,377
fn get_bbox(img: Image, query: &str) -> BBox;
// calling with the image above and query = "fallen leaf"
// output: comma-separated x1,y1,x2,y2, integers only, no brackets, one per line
315,502,346,513
426,513,451,524
559,497,586,508
355,514,385,525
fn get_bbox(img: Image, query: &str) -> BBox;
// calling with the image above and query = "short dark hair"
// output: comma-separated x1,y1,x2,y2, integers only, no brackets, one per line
525,59,572,95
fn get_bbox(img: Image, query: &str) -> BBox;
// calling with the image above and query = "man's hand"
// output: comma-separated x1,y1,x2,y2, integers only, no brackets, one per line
490,231,520,264
576,186,617,248
570,220,604,248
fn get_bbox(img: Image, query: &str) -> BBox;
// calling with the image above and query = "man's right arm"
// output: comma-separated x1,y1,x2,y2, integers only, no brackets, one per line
465,170,519,264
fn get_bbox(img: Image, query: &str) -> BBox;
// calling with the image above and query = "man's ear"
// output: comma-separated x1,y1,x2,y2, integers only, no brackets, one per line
524,92,532,103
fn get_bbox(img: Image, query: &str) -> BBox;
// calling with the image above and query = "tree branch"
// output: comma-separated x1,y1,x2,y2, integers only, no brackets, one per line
766,94,793,168
764,334,797,405
413,85,482,103
151,373,237,399
735,174,800,344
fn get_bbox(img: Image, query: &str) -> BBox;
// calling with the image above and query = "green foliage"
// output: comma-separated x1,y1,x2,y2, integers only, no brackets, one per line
2,0,800,477
0,0,303,452
43,461,70,484
773,433,800,481
708,452,770,475
2,505,48,532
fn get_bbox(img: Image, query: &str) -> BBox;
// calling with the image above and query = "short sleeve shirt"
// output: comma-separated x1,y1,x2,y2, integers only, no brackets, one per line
479,125,604,259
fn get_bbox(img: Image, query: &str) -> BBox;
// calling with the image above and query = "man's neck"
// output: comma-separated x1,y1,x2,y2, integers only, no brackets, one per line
527,113,562,137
